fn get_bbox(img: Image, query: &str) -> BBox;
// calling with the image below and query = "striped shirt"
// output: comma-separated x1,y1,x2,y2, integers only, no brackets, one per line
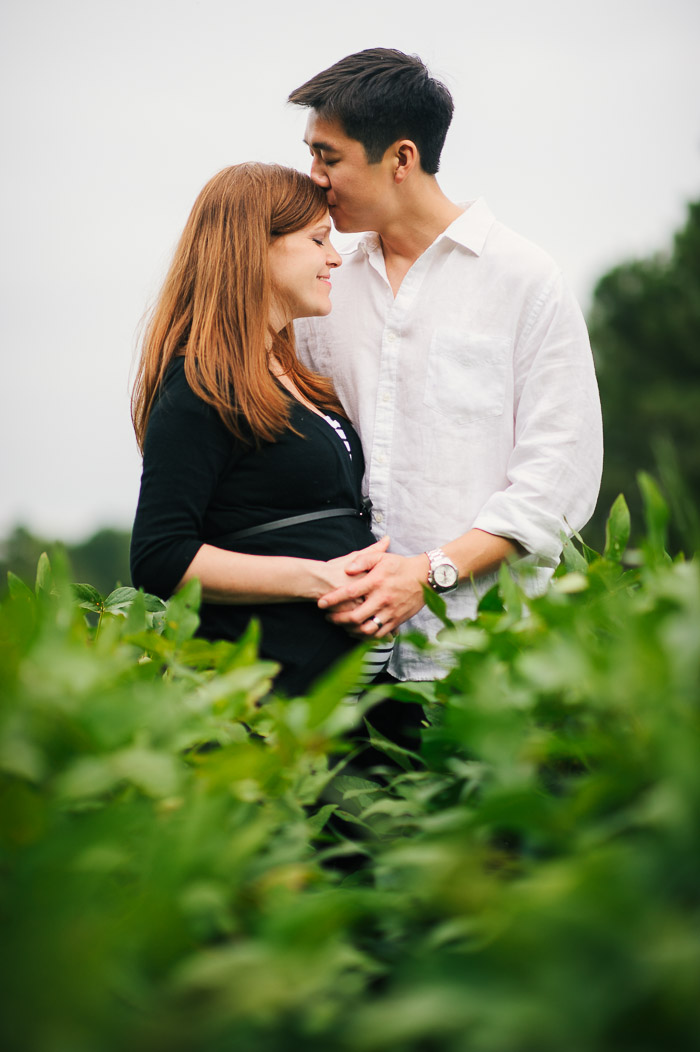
323,412,394,694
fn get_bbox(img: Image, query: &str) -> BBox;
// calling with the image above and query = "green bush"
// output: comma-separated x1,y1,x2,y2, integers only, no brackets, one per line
1,476,698,1051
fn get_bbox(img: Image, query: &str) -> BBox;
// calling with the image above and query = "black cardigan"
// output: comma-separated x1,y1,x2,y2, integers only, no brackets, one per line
130,358,376,695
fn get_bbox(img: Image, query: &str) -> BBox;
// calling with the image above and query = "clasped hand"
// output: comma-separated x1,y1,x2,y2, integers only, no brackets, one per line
321,536,429,638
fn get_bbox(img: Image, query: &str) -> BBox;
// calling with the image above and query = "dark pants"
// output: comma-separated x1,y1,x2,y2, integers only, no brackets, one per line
321,674,425,871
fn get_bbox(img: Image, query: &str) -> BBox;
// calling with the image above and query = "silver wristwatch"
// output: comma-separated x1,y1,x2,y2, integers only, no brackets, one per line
425,547,459,593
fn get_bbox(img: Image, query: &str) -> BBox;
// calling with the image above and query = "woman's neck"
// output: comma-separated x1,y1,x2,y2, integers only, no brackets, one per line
269,354,325,418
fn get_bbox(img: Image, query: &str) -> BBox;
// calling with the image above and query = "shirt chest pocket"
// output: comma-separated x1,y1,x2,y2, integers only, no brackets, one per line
423,328,510,422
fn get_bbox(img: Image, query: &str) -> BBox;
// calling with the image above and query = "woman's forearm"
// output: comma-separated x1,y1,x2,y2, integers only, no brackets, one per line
178,544,336,604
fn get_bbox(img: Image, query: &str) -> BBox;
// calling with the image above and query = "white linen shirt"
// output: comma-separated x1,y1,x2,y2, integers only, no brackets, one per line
295,198,603,680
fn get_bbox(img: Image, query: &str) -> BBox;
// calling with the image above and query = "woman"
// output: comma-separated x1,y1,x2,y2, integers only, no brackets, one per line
130,163,392,695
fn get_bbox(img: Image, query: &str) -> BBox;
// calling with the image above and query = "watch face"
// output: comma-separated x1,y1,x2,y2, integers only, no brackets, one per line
434,563,458,588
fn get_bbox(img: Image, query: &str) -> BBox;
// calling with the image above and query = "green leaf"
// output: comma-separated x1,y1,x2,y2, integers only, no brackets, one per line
363,717,418,772
360,797,421,819
198,662,279,715
333,773,384,809
55,757,122,801
0,737,46,782
112,747,181,798
124,630,176,660
551,572,589,594
477,584,504,613
638,472,671,565
421,584,454,627
73,582,104,608
305,802,339,835
163,578,201,643
7,572,35,602
498,562,522,619
305,645,369,727
34,552,52,595
104,586,139,611
124,589,148,633
383,680,440,706
604,494,631,563
140,590,167,613
225,616,263,668
560,533,589,573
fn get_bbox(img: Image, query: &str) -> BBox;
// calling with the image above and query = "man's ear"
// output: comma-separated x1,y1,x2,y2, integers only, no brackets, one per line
393,140,419,184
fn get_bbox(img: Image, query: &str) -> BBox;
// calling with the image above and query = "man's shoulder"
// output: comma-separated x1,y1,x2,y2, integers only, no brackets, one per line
450,199,561,283
486,215,561,283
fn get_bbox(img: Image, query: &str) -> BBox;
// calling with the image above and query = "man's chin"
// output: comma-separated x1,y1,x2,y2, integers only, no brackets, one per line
329,209,359,235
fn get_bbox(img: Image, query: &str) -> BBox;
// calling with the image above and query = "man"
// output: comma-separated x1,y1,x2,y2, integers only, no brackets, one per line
288,48,603,688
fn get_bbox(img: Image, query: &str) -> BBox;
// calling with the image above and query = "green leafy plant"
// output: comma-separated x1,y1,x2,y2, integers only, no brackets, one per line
1,480,698,1051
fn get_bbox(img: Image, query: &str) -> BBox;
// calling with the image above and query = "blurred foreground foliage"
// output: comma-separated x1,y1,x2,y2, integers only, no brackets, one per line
1,477,699,1052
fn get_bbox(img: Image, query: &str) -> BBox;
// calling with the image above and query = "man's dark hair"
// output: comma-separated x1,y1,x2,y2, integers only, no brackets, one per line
288,48,453,175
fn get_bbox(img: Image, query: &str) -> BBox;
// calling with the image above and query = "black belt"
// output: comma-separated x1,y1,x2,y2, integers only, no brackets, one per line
213,497,373,544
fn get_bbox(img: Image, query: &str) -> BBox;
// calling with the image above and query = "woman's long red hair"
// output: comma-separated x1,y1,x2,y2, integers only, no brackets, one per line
131,163,344,452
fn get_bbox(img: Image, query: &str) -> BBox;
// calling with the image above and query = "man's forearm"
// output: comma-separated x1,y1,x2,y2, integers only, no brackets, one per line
441,528,522,583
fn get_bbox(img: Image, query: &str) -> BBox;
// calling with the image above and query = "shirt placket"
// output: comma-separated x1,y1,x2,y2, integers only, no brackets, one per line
365,243,438,537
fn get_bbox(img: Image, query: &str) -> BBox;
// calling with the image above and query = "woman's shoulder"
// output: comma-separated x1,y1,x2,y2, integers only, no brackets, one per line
157,355,198,402
145,357,236,456
154,358,221,423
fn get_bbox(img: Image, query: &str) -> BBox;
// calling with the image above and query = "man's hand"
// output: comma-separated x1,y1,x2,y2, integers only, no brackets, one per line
319,535,390,602
317,529,520,638
310,535,390,616
318,550,430,638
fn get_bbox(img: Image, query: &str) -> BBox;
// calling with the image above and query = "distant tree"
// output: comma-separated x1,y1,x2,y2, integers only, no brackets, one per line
586,198,700,553
67,528,132,594
0,527,47,594
0,525,131,596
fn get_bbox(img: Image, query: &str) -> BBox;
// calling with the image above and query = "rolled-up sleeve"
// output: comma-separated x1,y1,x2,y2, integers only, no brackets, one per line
472,272,603,565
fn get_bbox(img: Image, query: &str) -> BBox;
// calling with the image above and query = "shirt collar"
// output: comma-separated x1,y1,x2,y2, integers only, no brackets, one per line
438,197,495,255
354,196,495,259
353,232,379,256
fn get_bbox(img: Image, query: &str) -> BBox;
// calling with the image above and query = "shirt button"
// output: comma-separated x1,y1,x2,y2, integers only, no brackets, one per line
374,511,384,524
376,453,386,465
381,391,391,404
386,332,396,343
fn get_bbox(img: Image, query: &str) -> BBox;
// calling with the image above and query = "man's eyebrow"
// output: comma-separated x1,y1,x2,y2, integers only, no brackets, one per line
303,138,340,152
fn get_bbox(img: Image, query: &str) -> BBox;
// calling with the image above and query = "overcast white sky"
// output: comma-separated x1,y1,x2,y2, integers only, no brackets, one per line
1,0,699,542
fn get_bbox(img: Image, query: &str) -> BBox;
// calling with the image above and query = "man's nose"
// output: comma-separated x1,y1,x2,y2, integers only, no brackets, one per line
310,157,330,188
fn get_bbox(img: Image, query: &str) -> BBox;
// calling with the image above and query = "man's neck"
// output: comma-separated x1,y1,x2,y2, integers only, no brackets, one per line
375,181,464,295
